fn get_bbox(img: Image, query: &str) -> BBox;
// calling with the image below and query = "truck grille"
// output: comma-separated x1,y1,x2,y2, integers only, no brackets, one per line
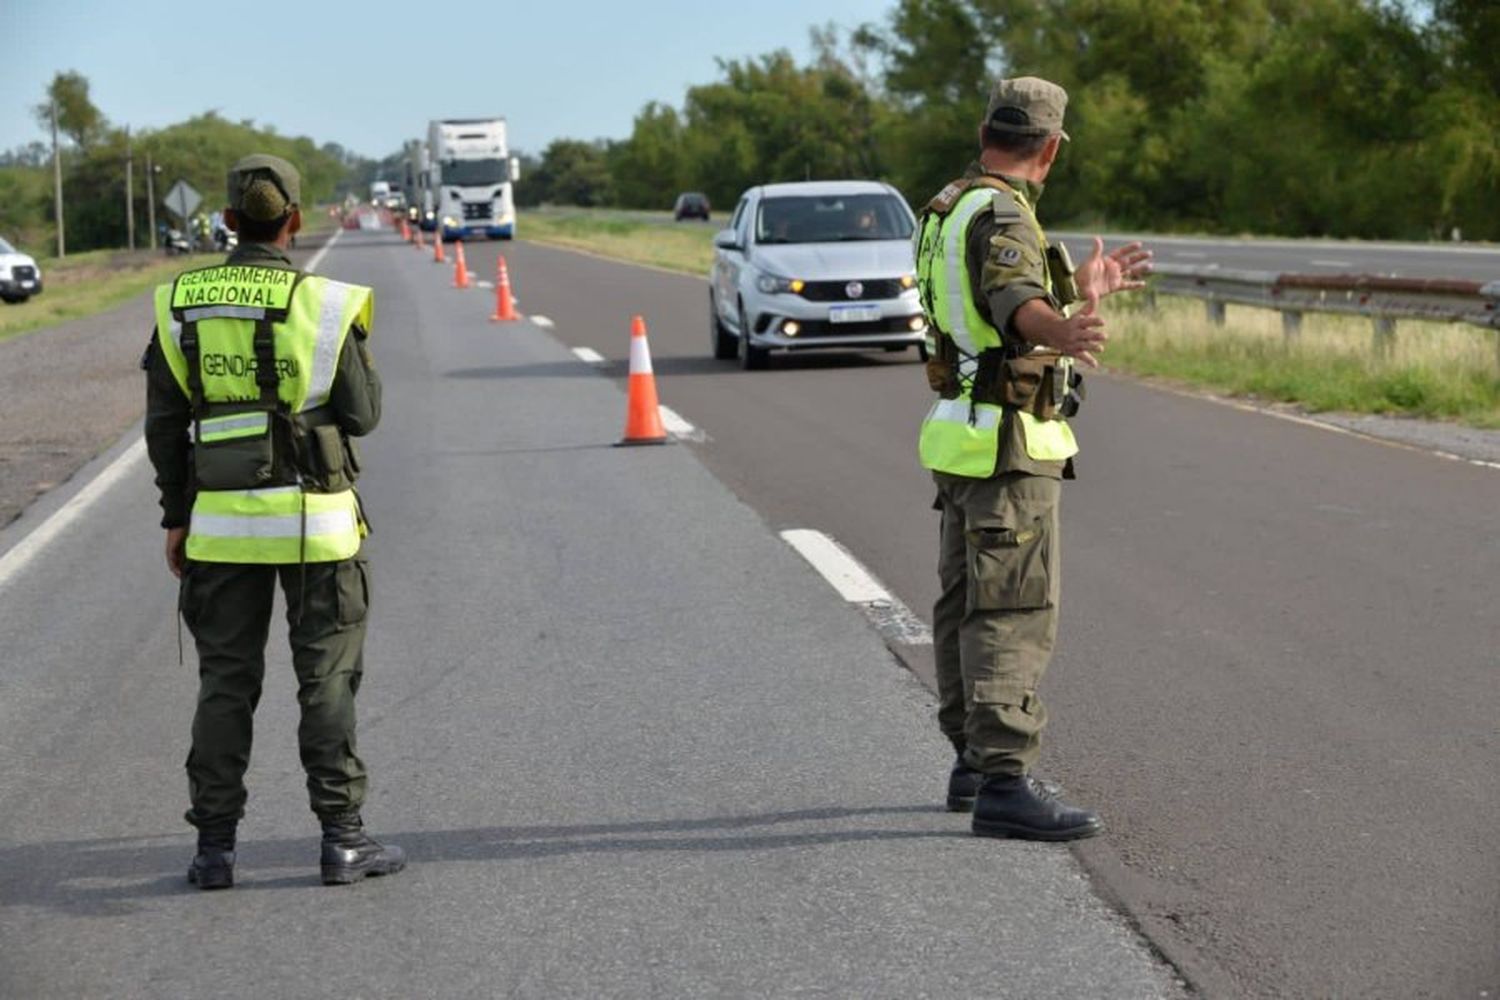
11,266,36,281
799,278,904,302
462,202,493,221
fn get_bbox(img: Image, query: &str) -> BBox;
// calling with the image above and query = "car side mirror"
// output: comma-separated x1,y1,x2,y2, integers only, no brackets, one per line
713,229,741,251
509,157,521,183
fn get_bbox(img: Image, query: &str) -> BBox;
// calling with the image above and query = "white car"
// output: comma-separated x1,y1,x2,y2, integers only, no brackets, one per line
709,180,927,369
0,237,42,304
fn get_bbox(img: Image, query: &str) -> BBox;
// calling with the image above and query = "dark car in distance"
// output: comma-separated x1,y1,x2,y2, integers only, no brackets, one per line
673,192,711,222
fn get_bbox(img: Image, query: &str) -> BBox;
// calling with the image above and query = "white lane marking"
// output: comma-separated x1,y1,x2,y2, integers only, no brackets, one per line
0,221,349,591
1311,259,1353,268
0,439,147,591
304,228,343,273
658,405,704,442
531,315,555,329
780,529,933,645
1174,251,1207,259
476,279,494,289
571,346,606,363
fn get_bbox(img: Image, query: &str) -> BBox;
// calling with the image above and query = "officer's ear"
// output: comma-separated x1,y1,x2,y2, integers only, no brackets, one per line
224,208,242,234
287,209,303,237
1038,134,1063,170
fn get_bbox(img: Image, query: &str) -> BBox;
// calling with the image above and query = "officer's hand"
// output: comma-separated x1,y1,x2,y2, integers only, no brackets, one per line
165,527,188,579
1056,299,1108,369
1078,236,1152,302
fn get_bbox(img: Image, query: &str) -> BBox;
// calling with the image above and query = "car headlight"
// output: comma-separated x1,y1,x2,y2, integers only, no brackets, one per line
756,274,805,295
900,273,916,289
442,216,458,228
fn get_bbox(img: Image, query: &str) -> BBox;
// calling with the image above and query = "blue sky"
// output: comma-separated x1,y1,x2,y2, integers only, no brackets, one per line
2,0,894,159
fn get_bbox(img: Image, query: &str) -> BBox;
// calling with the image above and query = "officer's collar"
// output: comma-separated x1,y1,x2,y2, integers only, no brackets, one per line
225,242,294,268
965,161,1045,205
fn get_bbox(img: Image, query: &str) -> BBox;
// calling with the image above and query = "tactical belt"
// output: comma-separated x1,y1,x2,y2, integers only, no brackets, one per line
927,336,1084,420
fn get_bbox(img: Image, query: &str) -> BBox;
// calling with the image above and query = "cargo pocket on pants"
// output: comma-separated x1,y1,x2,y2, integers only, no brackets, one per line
334,559,370,628
966,509,1053,611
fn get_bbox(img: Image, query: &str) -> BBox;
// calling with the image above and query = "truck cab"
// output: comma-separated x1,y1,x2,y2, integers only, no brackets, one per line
427,118,521,241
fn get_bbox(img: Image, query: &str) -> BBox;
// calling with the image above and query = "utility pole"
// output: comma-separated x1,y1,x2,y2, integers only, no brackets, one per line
125,127,135,251
146,153,157,250
50,99,65,258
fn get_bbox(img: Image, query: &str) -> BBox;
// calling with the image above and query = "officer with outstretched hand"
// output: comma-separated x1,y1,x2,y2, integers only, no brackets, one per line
914,77,1150,840
143,153,404,888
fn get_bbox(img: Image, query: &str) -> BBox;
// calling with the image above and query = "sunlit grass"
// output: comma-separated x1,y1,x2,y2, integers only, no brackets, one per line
1102,294,1500,428
522,207,716,276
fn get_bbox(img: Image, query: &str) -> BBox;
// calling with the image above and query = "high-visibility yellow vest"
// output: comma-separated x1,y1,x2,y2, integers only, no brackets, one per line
914,179,1077,478
153,264,374,563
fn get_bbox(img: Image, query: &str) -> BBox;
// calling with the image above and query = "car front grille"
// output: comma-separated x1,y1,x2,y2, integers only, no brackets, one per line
11,266,36,281
462,202,492,221
790,316,919,336
800,279,904,302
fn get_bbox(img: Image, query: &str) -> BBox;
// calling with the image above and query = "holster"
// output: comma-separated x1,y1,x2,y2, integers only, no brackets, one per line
982,350,1085,421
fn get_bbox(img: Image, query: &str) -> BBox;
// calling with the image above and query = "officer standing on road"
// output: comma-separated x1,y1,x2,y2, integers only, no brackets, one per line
915,78,1151,840
143,154,405,888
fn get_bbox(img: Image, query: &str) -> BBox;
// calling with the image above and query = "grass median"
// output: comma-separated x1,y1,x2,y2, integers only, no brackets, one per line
518,206,1500,428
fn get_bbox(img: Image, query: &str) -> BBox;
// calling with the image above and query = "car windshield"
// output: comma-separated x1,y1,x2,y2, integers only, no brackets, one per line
756,194,913,244
440,158,507,186
0,238,15,254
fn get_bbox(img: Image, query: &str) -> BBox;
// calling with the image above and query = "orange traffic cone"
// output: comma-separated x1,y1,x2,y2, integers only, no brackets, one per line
432,227,446,264
453,241,472,289
490,255,520,321
617,315,668,446
400,219,411,242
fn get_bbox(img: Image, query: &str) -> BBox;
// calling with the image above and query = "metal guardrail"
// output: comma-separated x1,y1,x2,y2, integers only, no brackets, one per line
1149,262,1500,356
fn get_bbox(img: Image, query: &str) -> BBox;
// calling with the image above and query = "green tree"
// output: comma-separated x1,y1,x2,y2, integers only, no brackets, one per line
33,70,107,149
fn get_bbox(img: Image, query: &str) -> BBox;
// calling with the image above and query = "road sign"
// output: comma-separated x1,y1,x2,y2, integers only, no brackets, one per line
163,179,201,222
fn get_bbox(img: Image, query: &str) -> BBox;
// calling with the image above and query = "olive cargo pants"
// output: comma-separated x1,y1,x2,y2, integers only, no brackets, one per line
179,556,371,830
932,471,1061,775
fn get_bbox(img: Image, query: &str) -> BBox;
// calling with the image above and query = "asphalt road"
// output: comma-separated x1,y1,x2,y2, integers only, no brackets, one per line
455,234,1500,998
0,230,1183,999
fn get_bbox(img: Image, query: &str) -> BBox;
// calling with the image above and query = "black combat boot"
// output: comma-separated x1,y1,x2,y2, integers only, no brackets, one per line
187,826,236,890
949,754,1063,813
319,814,407,886
971,774,1102,842
947,755,982,812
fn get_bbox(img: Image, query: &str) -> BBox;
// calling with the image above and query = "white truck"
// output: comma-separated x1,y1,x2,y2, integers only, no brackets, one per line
425,118,520,240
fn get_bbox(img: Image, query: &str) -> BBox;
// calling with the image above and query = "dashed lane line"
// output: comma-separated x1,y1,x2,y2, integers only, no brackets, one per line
531,315,555,329
571,346,605,363
658,405,706,442
780,529,933,646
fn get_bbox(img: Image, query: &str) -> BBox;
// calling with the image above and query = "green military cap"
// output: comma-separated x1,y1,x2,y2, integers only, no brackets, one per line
984,77,1070,141
227,153,301,221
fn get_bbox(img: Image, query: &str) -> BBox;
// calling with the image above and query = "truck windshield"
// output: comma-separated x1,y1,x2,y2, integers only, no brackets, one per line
756,194,913,244
0,238,14,254
441,159,508,186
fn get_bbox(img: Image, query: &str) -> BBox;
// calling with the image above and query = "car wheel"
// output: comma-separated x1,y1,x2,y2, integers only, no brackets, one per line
738,302,768,371
1,294,25,305
710,292,736,360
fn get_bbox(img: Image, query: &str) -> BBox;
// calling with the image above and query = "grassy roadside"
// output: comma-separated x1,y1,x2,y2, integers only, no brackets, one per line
0,207,340,344
523,207,716,275
518,206,1500,428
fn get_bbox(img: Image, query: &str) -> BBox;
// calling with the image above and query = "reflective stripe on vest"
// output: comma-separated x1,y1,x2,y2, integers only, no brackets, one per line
198,412,269,443
185,486,362,563
917,181,1077,474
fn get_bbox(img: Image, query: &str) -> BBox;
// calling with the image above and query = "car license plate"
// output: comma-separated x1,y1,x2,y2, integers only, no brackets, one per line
20,280,34,289
828,304,882,324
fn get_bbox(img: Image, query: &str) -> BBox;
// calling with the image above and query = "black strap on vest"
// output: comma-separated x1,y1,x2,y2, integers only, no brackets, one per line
179,320,206,410
252,316,280,408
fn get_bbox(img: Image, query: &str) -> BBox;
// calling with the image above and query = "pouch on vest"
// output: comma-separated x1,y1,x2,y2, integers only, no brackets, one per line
295,422,359,494
193,409,276,490
998,351,1084,422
